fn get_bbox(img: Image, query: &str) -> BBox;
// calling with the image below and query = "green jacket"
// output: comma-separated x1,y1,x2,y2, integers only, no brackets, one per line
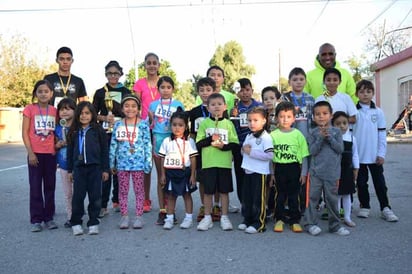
305,57,357,103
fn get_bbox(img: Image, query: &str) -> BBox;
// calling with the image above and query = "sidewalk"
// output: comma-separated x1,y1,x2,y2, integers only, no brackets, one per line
387,132,412,143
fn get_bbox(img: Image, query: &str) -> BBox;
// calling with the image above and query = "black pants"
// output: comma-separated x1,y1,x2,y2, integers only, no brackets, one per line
274,163,301,224
233,145,245,203
357,163,390,211
71,165,102,227
241,173,266,231
101,173,119,208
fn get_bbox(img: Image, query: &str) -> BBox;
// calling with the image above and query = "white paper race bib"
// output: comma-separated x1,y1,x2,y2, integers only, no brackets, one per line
239,113,248,127
34,115,55,135
164,151,183,169
115,125,138,142
205,128,229,144
194,117,205,132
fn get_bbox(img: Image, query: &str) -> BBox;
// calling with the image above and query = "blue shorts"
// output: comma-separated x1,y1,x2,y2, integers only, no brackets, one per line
165,168,197,197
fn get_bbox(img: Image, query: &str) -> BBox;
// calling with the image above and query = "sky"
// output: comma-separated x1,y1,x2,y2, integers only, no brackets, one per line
0,0,411,95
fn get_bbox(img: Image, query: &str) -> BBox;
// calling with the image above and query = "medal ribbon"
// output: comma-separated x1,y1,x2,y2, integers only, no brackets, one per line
58,74,72,97
201,105,210,118
147,79,158,100
160,98,172,129
175,137,186,167
124,117,138,149
290,92,306,109
37,104,49,136
78,126,90,155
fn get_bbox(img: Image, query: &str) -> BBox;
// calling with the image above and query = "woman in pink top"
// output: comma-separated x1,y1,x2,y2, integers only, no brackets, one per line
22,80,58,232
133,52,161,212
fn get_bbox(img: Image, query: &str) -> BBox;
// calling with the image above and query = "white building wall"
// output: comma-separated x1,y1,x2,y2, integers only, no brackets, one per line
376,58,412,128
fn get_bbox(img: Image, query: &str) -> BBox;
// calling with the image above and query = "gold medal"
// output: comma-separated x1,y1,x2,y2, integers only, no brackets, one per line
129,148,135,154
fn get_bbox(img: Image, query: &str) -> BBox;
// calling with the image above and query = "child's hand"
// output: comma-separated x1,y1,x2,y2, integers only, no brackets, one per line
269,175,275,187
68,173,73,182
160,175,166,187
111,168,117,175
353,169,359,181
102,172,109,181
55,140,66,149
376,156,384,166
189,175,196,188
211,141,224,149
299,175,307,185
319,126,330,138
28,152,38,167
242,144,251,155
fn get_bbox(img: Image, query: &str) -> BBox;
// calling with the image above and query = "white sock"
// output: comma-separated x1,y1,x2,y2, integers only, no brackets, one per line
342,195,352,221
166,214,174,220
204,214,212,220
185,213,192,219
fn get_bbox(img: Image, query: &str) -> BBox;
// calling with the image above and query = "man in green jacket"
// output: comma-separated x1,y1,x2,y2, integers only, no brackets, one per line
305,43,357,103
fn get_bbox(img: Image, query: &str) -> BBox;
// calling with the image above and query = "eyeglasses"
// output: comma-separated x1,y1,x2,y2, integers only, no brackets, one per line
106,72,121,77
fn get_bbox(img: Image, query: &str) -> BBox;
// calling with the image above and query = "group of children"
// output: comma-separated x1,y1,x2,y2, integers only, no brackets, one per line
23,63,398,237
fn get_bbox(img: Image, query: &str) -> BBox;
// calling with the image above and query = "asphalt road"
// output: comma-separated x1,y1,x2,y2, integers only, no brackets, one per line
0,142,411,274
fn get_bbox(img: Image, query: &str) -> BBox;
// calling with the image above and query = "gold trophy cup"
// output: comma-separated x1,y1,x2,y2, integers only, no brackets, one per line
104,95,114,132
211,114,222,146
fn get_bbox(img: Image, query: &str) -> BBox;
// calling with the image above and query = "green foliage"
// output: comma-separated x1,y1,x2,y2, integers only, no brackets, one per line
209,40,255,92
0,35,51,107
345,54,371,82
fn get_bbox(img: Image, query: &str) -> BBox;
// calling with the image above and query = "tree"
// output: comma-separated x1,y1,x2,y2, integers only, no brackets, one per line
209,41,255,92
0,35,52,107
364,20,411,63
345,54,371,82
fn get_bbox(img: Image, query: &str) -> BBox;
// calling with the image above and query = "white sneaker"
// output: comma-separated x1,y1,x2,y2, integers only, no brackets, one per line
133,216,144,229
220,215,233,231
228,204,240,213
308,225,322,236
238,223,247,230
334,227,350,236
163,218,174,230
197,217,213,231
179,218,193,229
357,208,370,218
245,226,258,234
381,207,399,222
119,215,129,229
88,225,99,235
72,225,83,236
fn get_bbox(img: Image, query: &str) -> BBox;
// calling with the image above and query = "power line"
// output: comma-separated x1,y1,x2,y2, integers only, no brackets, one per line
0,0,363,13
307,0,330,35
359,0,398,33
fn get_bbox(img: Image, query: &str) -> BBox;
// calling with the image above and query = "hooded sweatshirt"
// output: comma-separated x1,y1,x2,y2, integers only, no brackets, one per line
305,57,357,103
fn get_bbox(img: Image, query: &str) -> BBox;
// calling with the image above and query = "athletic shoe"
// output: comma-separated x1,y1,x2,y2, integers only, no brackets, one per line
31,223,42,232
334,227,350,236
133,216,144,229
344,220,356,227
197,217,213,231
238,223,247,231
357,208,370,218
245,226,258,234
228,204,240,213
180,218,193,229
88,225,99,235
291,223,303,233
381,207,399,222
220,215,233,231
197,205,205,222
112,202,120,213
98,208,108,218
119,215,129,229
274,220,284,232
308,225,322,236
143,200,152,213
156,210,167,225
321,208,329,220
72,225,84,236
45,220,58,230
212,205,221,222
64,220,72,228
163,218,174,230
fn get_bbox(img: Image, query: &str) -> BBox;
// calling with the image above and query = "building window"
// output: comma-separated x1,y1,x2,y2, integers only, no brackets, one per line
399,78,412,113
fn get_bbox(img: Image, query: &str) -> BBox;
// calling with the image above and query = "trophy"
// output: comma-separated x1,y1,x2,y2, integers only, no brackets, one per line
211,114,222,146
59,118,67,143
104,93,114,132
